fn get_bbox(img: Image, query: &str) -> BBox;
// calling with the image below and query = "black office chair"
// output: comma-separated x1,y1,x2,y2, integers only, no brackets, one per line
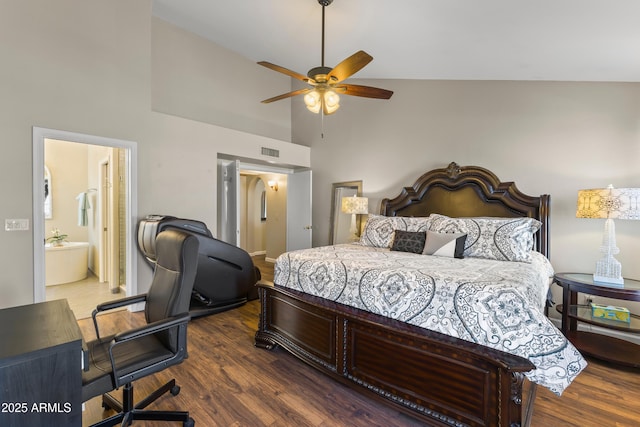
82,229,199,427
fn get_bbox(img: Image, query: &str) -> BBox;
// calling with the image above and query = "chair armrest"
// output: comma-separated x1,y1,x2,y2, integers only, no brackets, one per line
92,294,148,340
113,313,191,343
96,294,148,312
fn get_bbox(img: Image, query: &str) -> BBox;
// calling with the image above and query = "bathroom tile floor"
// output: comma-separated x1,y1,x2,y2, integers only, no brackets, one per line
48,255,272,320
45,273,125,320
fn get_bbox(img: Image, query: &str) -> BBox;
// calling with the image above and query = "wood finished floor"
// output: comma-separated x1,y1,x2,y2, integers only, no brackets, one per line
79,258,640,426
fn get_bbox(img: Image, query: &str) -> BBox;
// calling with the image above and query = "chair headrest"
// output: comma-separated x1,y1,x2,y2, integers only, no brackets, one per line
154,229,199,273
145,229,199,329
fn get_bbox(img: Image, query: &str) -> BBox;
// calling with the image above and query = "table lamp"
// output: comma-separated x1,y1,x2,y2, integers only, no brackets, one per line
341,195,368,242
576,185,640,284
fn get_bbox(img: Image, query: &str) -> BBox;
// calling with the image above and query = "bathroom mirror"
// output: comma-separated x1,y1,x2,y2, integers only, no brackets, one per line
329,180,363,245
44,165,52,219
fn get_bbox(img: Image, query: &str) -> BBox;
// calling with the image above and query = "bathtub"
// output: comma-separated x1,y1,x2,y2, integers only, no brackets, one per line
45,242,89,286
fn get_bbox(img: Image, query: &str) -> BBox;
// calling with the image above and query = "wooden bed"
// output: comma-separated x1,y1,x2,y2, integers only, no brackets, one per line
255,162,550,427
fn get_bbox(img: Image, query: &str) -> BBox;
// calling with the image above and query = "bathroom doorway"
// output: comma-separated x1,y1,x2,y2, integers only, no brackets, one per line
32,127,138,319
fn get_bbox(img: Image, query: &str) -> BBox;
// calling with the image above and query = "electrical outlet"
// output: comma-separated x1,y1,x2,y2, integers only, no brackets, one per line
5,219,29,231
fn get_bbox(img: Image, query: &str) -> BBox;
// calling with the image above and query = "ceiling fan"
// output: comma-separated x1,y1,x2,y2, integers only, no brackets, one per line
258,0,393,115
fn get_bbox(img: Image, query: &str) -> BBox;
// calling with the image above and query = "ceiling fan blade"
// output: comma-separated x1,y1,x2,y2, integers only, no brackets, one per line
326,50,373,83
334,84,393,99
258,61,309,82
261,88,311,104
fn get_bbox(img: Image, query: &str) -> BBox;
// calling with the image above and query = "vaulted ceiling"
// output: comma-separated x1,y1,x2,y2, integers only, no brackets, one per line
152,0,640,82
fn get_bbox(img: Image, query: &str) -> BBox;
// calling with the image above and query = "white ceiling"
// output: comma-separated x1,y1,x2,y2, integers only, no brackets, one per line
152,0,640,82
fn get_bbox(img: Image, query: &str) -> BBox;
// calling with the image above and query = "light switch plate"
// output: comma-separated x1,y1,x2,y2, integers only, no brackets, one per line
5,219,29,231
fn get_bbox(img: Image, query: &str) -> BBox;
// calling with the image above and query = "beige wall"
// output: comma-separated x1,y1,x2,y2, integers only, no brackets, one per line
261,173,288,261
152,18,292,142
240,174,286,259
0,1,308,308
44,140,90,244
293,79,640,320
240,175,267,255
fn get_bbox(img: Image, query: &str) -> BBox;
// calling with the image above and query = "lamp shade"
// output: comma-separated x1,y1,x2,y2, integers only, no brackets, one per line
341,196,368,215
576,186,640,220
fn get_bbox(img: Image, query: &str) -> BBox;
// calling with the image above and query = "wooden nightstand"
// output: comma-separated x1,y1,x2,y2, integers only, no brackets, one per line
554,272,640,368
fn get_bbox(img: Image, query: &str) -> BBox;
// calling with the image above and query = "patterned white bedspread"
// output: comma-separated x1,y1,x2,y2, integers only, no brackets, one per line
274,243,587,395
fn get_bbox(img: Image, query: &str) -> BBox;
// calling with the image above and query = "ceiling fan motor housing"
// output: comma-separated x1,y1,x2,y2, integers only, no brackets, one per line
307,66,334,82
318,0,333,6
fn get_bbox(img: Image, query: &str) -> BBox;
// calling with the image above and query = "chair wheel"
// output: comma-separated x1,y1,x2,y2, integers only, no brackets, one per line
183,417,195,427
170,385,181,396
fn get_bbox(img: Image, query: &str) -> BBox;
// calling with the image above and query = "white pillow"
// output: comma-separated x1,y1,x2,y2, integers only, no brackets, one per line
423,231,467,258
428,214,541,263
360,214,432,248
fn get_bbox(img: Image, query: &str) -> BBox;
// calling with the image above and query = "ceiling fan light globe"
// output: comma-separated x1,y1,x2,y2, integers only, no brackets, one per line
324,90,339,105
323,90,340,114
304,90,322,113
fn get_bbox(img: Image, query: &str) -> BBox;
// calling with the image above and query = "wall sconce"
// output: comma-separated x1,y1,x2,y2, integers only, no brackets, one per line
576,185,640,284
268,180,278,192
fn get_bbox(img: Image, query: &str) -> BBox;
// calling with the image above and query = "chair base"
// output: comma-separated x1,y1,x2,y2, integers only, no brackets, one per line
90,379,194,427
91,409,193,427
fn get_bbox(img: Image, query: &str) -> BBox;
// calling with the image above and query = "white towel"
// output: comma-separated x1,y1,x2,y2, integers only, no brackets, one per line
76,192,90,226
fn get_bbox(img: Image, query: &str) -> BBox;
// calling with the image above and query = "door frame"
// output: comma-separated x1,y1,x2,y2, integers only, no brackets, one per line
218,157,312,259
98,157,110,283
32,127,138,303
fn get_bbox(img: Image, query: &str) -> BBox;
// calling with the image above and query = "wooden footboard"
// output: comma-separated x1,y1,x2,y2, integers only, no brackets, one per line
255,283,535,427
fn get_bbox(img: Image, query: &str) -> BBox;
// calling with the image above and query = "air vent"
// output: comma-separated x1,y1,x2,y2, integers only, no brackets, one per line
261,147,280,158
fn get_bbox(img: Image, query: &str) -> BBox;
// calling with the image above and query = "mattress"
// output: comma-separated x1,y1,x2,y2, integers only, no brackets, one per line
274,243,587,395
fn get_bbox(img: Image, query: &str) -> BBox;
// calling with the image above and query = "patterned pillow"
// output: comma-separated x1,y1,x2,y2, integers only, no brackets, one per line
360,214,432,248
423,231,467,258
391,230,426,254
428,214,541,263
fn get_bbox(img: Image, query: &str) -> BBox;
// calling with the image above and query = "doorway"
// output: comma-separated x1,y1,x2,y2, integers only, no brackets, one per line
32,127,138,318
216,157,312,262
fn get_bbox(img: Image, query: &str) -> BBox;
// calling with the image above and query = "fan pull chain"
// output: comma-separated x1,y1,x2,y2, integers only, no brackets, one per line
321,110,325,139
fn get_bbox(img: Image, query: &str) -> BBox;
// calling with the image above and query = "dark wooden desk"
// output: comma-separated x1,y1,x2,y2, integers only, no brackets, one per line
0,299,83,426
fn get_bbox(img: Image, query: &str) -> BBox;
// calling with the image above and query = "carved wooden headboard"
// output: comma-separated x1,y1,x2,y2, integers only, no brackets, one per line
380,162,550,258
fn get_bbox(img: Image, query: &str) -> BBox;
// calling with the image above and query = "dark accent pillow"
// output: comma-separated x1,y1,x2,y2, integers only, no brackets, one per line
391,230,426,254
423,231,467,258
